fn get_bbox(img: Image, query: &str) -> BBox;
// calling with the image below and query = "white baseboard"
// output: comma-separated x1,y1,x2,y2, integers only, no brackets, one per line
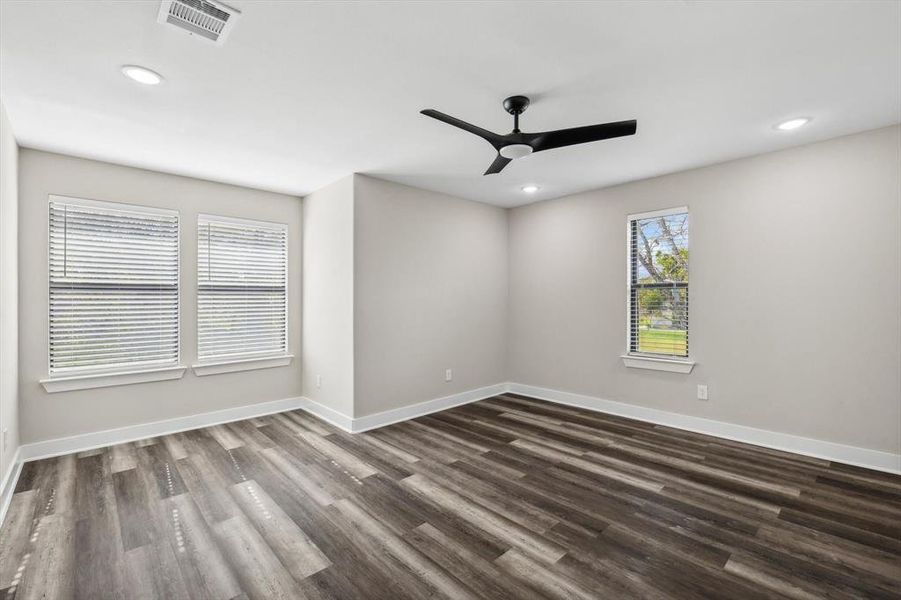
0,447,23,528
349,383,509,433
19,397,305,463
506,382,901,475
297,397,355,432
298,383,508,434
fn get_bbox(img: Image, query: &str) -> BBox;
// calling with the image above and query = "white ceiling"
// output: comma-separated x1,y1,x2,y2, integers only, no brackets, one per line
1,1,899,207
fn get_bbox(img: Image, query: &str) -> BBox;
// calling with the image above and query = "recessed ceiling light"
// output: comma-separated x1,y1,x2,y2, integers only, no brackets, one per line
121,65,163,85
775,117,810,131
521,185,540,194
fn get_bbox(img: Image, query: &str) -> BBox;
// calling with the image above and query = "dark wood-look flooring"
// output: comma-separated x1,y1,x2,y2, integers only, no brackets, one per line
2,394,900,599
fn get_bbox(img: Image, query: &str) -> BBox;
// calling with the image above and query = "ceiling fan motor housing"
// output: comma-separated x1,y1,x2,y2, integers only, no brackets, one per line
503,95,530,115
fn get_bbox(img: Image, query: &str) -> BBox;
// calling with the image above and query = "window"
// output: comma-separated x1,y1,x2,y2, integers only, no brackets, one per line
628,207,689,359
48,196,180,376
197,215,288,365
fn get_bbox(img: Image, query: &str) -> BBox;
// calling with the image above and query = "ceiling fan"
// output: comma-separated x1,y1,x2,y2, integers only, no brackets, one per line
420,95,637,175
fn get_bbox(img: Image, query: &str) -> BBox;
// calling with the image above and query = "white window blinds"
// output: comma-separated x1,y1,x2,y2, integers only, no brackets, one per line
628,208,689,359
197,215,288,362
49,197,180,375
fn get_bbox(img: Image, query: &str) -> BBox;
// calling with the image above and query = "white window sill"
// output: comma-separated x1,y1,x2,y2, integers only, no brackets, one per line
192,354,294,376
621,354,696,374
41,365,187,393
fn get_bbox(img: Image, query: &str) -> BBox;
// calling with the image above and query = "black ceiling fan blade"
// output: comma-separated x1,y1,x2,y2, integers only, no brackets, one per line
484,154,511,175
420,109,504,148
529,120,637,153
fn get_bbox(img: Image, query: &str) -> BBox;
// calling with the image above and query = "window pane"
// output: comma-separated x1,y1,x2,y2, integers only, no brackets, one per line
633,213,688,284
197,216,287,361
49,199,179,374
629,211,689,358
634,287,688,356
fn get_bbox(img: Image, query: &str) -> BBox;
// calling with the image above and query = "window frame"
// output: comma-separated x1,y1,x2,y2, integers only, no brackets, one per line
42,194,184,391
624,206,694,371
193,213,291,374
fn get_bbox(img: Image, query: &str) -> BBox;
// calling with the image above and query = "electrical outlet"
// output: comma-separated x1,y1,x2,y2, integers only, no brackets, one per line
697,384,708,401
445,369,453,382
316,374,322,389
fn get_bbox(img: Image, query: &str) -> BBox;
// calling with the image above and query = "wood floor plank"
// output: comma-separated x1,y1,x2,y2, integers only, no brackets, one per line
239,453,428,600
634,496,901,598
2,393,900,599
370,427,462,464
183,429,247,486
212,515,307,600
419,414,509,451
325,431,416,481
208,425,246,451
778,507,901,554
74,452,128,599
512,438,667,492
270,413,313,437
124,542,191,600
405,458,561,534
15,511,75,600
164,494,244,600
407,420,492,454
282,410,333,437
355,430,421,464
110,442,138,473
401,472,568,563
724,554,848,600
296,432,378,480
0,490,37,589
226,421,277,453
258,447,337,506
494,548,599,600
228,480,332,580
163,432,191,461
113,468,155,551
348,474,429,537
175,453,242,525
136,442,189,500
545,526,674,599
755,523,901,590
333,498,479,600
403,522,547,600
295,565,368,600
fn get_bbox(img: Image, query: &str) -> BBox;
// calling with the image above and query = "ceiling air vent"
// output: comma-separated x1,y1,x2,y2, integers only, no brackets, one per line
157,0,240,45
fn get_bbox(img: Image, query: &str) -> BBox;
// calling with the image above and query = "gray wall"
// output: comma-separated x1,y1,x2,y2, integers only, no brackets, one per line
18,150,303,443
508,125,901,453
302,176,355,417
10,126,900,455
353,175,508,417
0,101,19,477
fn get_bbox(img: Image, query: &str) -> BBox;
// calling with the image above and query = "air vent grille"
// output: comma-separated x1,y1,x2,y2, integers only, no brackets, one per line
158,0,240,45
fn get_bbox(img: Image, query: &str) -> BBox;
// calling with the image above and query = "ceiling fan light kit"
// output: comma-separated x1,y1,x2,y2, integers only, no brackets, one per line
499,144,533,159
421,95,637,175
